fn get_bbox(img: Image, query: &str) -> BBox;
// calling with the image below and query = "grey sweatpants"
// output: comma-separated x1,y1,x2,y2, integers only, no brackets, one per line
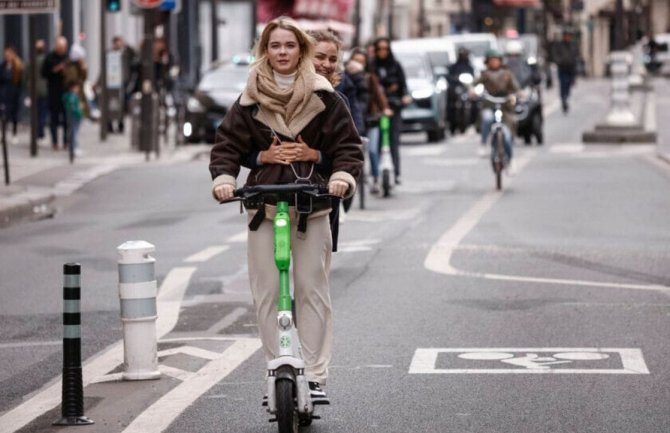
247,212,333,385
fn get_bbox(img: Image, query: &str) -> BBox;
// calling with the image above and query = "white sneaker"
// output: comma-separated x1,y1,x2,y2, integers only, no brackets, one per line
477,146,487,157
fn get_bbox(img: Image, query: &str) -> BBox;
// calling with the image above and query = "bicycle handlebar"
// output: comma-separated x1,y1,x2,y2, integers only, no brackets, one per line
480,92,510,105
219,183,332,204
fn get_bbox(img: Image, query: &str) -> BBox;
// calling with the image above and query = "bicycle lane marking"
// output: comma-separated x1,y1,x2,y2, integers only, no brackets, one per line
122,338,261,433
422,154,670,295
409,348,650,374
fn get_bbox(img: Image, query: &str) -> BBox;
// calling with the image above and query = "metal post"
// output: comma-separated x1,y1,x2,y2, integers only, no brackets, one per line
100,2,108,142
29,16,38,157
210,0,219,62
614,0,624,50
140,9,157,160
117,241,160,381
1,105,9,185
53,263,94,426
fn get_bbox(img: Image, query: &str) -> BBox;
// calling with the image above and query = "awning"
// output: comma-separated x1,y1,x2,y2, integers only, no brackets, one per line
493,0,541,7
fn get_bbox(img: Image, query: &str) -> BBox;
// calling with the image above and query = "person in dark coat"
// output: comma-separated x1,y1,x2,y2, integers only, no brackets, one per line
370,37,411,185
551,30,579,113
0,45,24,141
42,36,69,150
209,17,362,398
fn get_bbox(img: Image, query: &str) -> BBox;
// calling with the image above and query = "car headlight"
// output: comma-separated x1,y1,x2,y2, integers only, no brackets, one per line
411,88,434,100
187,96,206,113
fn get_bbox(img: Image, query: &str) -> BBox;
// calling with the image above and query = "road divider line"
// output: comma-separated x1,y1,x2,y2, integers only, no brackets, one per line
423,154,670,294
184,245,230,263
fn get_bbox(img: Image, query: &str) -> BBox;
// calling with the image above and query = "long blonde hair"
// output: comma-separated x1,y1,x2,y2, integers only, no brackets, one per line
252,16,315,73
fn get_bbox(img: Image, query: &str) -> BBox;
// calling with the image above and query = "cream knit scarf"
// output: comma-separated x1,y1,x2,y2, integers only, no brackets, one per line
240,60,333,139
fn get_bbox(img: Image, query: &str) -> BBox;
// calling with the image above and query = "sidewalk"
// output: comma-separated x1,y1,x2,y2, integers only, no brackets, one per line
0,119,210,227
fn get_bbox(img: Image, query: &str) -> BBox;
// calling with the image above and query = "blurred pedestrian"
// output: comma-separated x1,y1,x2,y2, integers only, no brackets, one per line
347,47,393,194
42,36,69,150
370,37,411,185
0,45,25,143
551,30,579,113
30,39,50,141
62,80,83,157
64,44,89,113
107,35,139,133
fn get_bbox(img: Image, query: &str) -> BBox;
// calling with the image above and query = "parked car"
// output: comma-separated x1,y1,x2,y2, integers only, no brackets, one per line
443,33,500,77
390,44,448,142
183,55,252,143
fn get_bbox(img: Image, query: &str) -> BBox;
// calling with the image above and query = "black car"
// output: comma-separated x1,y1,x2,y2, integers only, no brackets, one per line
183,56,252,143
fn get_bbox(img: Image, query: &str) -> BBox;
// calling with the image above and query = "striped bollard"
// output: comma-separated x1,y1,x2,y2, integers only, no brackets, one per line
117,241,161,380
53,263,94,426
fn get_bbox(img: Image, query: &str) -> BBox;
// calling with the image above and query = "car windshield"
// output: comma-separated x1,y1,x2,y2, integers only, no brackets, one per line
394,52,429,78
426,51,451,68
198,66,249,92
454,41,493,57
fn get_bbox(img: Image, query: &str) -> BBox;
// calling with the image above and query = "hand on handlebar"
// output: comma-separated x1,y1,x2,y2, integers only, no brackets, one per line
214,184,235,202
328,180,349,198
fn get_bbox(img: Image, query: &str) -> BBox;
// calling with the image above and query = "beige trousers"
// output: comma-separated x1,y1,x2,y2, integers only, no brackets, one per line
247,212,333,385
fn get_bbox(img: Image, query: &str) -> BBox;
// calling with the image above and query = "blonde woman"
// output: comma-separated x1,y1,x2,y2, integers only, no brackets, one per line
209,17,363,400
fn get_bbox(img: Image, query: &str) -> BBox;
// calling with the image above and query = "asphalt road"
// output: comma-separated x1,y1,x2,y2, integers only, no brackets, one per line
1,78,669,433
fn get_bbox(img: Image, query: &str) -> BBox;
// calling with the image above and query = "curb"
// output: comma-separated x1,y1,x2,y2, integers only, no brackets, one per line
0,145,210,229
0,187,56,227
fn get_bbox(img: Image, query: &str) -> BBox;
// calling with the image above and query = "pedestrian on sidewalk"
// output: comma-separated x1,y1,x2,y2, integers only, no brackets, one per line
0,45,25,143
64,44,90,118
62,81,83,157
106,35,139,133
42,36,69,150
551,30,579,113
29,39,50,141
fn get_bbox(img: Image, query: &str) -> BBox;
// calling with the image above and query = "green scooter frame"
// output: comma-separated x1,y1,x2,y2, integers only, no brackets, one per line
223,184,331,432
379,115,393,197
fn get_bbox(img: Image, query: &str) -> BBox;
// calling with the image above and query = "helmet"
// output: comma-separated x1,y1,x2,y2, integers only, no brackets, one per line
505,40,524,56
484,48,502,61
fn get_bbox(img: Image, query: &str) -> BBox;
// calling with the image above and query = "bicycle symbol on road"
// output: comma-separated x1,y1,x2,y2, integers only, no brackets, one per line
457,351,610,370
408,348,649,374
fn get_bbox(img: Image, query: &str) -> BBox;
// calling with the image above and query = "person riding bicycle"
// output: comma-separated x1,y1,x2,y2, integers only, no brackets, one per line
473,48,519,173
209,16,363,400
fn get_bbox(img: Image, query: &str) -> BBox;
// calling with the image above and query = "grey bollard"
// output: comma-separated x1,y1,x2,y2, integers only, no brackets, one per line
117,241,160,380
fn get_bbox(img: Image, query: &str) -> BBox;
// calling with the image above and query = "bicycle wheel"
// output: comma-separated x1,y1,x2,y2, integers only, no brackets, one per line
382,169,391,197
276,378,298,433
493,129,504,191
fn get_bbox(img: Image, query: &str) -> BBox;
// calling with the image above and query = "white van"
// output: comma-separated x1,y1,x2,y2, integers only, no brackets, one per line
443,33,500,76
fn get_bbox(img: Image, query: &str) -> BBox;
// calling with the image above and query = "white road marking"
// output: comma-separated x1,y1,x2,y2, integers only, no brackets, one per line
158,345,222,361
0,341,61,349
422,153,670,294
404,145,447,157
0,266,197,433
421,157,480,167
227,230,248,243
346,208,421,222
122,338,261,433
409,348,649,374
338,238,381,253
183,245,230,263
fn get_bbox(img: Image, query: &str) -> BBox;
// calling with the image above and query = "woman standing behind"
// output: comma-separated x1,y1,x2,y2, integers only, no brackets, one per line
370,37,411,185
0,46,25,142
209,17,362,399
347,48,393,194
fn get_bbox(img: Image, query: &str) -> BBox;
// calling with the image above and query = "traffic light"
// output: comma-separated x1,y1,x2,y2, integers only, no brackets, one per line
106,0,122,12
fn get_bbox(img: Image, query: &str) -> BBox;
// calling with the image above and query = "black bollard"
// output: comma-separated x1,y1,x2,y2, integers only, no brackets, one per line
53,263,94,426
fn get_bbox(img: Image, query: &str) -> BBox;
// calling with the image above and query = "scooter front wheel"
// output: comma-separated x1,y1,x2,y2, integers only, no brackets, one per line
276,379,298,433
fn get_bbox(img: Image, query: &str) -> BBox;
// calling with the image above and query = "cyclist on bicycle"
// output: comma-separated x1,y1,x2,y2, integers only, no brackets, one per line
473,48,519,173
209,17,363,400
